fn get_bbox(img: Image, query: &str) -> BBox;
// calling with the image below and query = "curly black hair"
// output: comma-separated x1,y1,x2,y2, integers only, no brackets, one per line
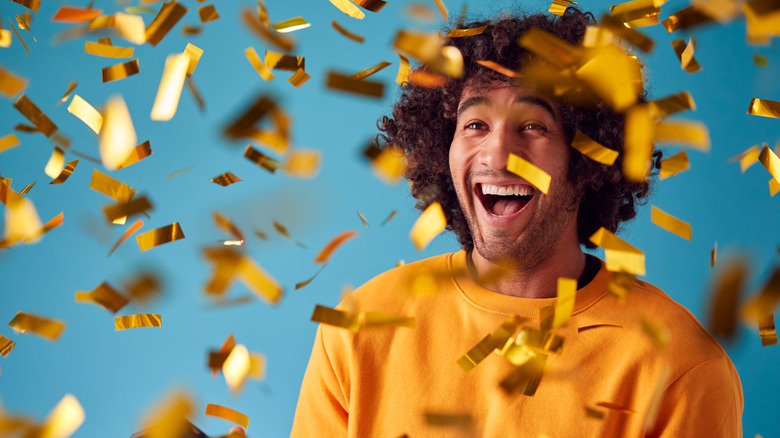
378,8,659,250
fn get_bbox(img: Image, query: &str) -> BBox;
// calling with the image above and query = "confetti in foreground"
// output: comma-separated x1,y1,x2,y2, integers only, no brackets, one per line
671,38,702,73
136,223,185,252
659,150,690,179
39,394,84,438
589,227,645,276
329,0,365,19
758,145,780,184
75,282,130,313
8,311,66,341
14,94,57,137
708,259,748,338
282,149,322,178
409,202,446,250
326,71,384,98
67,95,103,134
116,141,153,170
114,313,162,331
205,404,250,429
108,219,144,256
507,154,551,194
223,344,251,393
650,206,692,240
101,59,140,83
748,98,780,119
311,304,415,332
151,52,189,121
100,95,137,170
140,391,194,438
314,230,359,264
655,120,710,151
0,134,20,153
570,131,618,165
554,278,577,328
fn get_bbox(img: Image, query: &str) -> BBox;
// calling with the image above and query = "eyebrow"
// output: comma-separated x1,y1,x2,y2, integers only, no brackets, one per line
457,95,558,121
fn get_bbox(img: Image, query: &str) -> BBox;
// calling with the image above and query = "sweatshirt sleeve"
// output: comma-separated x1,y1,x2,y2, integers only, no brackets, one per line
648,354,743,438
291,325,349,437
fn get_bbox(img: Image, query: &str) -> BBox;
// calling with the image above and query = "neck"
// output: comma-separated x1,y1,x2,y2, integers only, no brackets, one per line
467,239,586,299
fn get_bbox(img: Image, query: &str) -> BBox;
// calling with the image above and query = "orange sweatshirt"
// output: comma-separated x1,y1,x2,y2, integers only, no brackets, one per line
292,251,743,437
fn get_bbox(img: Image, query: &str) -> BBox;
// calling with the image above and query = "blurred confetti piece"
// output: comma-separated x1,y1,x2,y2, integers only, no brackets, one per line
330,0,365,19
115,12,146,45
575,45,642,111
151,52,189,121
332,20,364,42
50,159,79,185
315,230,359,264
103,195,153,223
295,265,327,290
211,172,242,187
51,6,103,22
272,16,310,33
245,47,275,81
186,77,206,111
729,145,760,172
708,259,747,338
166,165,194,179
136,223,185,252
358,211,369,227
641,316,668,349
210,334,235,378
662,6,714,33
10,0,39,12
199,5,220,23
282,149,321,178
711,242,717,268
747,98,780,118
769,178,780,196
382,210,397,226
475,60,520,78
589,227,645,276
8,19,29,56
599,14,654,52
101,59,140,83
659,150,689,179
446,25,488,37
408,70,448,87
235,255,284,304
607,271,635,301
351,61,392,80
650,206,692,240
223,344,251,393
248,353,265,379
4,194,43,244
90,169,135,202
610,0,663,23
758,314,778,346
241,8,295,53
371,145,406,183
425,413,473,429
0,65,28,98
744,0,780,39
507,153,551,194
410,202,446,250
758,144,780,183
353,0,388,12
57,81,77,105
273,220,305,247
75,282,129,313
116,140,152,170
108,218,144,256
244,145,279,173
596,401,637,414
205,404,249,429
549,0,578,16
67,94,103,134
396,53,410,84
100,95,137,170
571,131,618,165
125,272,162,305
585,407,605,419
8,311,65,341
44,147,65,179
624,104,653,181
553,278,577,328
13,94,57,137
671,38,702,73
741,268,780,321
214,212,245,242
433,0,448,20
184,43,203,77
145,1,187,46
0,29,10,48
114,313,161,330
140,391,193,438
458,316,523,371
18,181,35,195
311,305,415,332
327,71,384,98
0,335,14,357
499,353,547,396
39,394,84,438
648,91,696,119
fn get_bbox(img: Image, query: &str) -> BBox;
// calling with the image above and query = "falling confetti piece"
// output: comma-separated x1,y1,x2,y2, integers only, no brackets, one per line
114,313,162,330
409,202,446,250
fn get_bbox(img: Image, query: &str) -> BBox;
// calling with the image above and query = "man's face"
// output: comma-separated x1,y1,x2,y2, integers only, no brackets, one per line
449,81,580,270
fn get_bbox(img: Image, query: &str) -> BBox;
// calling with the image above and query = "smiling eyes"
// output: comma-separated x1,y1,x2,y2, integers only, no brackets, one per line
464,120,548,133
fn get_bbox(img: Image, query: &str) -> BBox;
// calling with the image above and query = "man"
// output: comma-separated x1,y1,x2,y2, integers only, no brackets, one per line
292,8,742,437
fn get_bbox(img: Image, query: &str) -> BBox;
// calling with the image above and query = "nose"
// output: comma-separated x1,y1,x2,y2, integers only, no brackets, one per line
478,123,514,170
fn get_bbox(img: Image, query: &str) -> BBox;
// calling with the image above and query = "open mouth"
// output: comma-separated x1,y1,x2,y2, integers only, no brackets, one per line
475,183,534,216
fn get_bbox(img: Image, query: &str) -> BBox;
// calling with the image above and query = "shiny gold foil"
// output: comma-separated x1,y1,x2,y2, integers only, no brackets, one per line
39,394,84,438
758,314,778,346
354,0,388,12
759,144,780,183
315,230,359,264
184,43,203,77
272,220,305,247
554,278,577,328
103,195,153,223
198,4,220,23
13,94,57,137
115,12,146,45
101,59,140,82
136,223,185,252
145,1,188,46
114,313,162,330
116,140,153,169
0,334,14,357
648,91,696,119
8,19,29,56
211,172,242,187
100,95,137,170
610,0,664,23
655,120,710,150
18,181,35,195
205,404,250,429
0,134,20,153
396,53,410,84
351,61,392,80
10,0,40,12
327,71,384,98
0,65,28,98
244,145,279,173
659,150,690,179
744,0,780,39
50,159,79,185
75,282,129,313
90,169,135,202
241,8,295,53
475,60,520,78
332,20,364,43
272,16,310,33
549,0,577,16
329,0,365,19
507,153,551,194
589,227,645,276
741,268,780,323
623,104,653,181
51,6,103,22
108,218,144,256
575,45,643,111
747,98,780,118
410,202,446,250
151,53,189,121
288,68,310,87
641,316,668,349
499,353,547,396
571,131,618,165
446,25,488,37
245,47,276,81
8,311,65,341
671,38,702,73
4,194,43,244
67,94,103,134
600,14,655,52
650,206,692,240
58,81,78,105
661,6,713,33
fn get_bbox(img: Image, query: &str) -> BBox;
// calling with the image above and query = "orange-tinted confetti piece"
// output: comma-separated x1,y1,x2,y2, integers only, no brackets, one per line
13,94,57,137
199,5,220,23
75,282,130,313
116,141,152,170
476,60,520,78
0,65,28,98
50,159,79,185
332,20,364,43
109,219,144,256
51,6,103,23
136,223,185,252
0,134,21,153
114,313,162,330
205,404,250,429
145,1,188,46
102,59,140,82
8,311,65,341
315,230,359,264
211,172,242,187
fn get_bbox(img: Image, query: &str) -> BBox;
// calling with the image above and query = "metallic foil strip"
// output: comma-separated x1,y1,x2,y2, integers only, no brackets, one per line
114,313,162,330
136,223,185,252
13,94,57,137
7,311,66,341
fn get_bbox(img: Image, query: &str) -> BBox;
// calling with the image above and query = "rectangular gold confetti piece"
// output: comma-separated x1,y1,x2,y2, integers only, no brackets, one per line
109,218,144,256
747,98,780,118
351,61,392,80
241,9,295,53
0,134,20,153
610,0,663,22
499,353,547,396
353,0,388,12
211,172,242,187
571,131,618,165
115,12,146,45
116,140,152,169
84,41,134,58
311,305,361,331
205,404,249,429
662,6,712,33
68,94,103,134
264,51,304,71
446,25,488,38
52,6,103,22
151,53,189,121
50,159,79,185
145,1,188,46
410,202,446,251
554,278,577,328
272,16,310,33
235,256,284,304
288,68,310,87
90,169,135,202
102,59,140,83
589,227,645,275
75,282,129,313
282,149,320,177
114,313,162,330
136,223,185,251
648,91,696,120
0,334,14,356
315,230,359,264
0,65,28,98
184,43,203,77
651,206,692,240
103,195,153,223
507,154,551,194
8,311,65,341
659,150,689,179
199,5,220,23
40,394,84,438
100,96,138,171
0,29,11,48
759,314,778,346
600,14,654,52
327,71,384,98
654,120,710,151
671,38,702,73
330,0,365,19
475,60,520,78
396,54,410,84
10,0,40,12
550,0,578,15
13,95,57,137
244,145,279,173
759,145,780,184
332,20,364,43
245,47,275,81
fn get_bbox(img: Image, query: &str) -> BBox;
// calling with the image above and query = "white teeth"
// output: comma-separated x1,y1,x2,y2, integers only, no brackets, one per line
497,187,507,196
489,185,499,195
480,184,534,196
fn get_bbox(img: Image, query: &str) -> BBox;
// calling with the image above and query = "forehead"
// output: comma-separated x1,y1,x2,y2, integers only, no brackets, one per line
457,81,560,120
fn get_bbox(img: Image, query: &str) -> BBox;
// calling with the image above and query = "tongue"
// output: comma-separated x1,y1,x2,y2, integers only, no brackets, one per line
492,198,526,216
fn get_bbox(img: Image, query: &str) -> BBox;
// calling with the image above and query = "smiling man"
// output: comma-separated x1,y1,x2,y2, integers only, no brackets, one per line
292,9,742,437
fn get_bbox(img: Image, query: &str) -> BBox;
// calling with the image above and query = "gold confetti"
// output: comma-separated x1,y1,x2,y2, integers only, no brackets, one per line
641,316,668,349
650,206,692,240
205,404,250,429
10,0,40,13
371,145,406,184
282,149,321,177
433,0,448,20
39,394,84,438
186,77,206,111
0,29,11,48
101,59,140,83
424,413,473,428
75,282,129,313
549,0,577,16
710,242,717,268
0,334,14,357
13,95,57,137
671,38,702,73
57,81,77,105
599,14,655,53
571,131,618,165
758,314,778,346
116,140,152,169
244,145,280,173
332,20,364,43
518,27,582,69
589,227,646,276
225,95,290,153
554,278,577,328
145,1,188,46
211,172,242,187
394,30,463,78
89,15,117,31
135,222,185,252
351,61,392,80
311,305,415,332
648,91,696,119
769,178,780,196
408,70,449,88
499,353,547,396
295,265,327,290
50,159,79,185
575,45,643,111
0,134,20,154
741,268,780,322
67,94,103,134
108,218,144,256
410,202,446,250
8,311,65,341
184,43,203,77
241,8,295,53
18,181,35,195
458,317,523,372
624,104,653,181
245,47,276,81
315,230,359,264
223,344,251,393
446,25,488,37
475,60,520,78
744,0,780,40
140,391,193,438
272,16,310,33
90,169,135,202
327,71,384,98
8,18,29,56
0,65,28,98
198,5,220,23
115,12,146,45
747,98,780,118
382,210,397,225
596,401,637,414
661,6,712,33
607,271,635,301
4,192,43,244
329,0,365,19
103,195,153,223
507,153,551,194
659,150,690,179
234,255,284,304
272,220,305,248
209,334,235,377
214,212,245,243
758,144,780,184
51,6,103,22
151,53,189,121
100,95,137,170
288,68,310,87
353,0,388,12
610,0,664,23
358,211,369,227
114,313,162,330
396,53,410,84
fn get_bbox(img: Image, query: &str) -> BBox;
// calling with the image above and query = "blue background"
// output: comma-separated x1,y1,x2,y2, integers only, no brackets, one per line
0,0,778,436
